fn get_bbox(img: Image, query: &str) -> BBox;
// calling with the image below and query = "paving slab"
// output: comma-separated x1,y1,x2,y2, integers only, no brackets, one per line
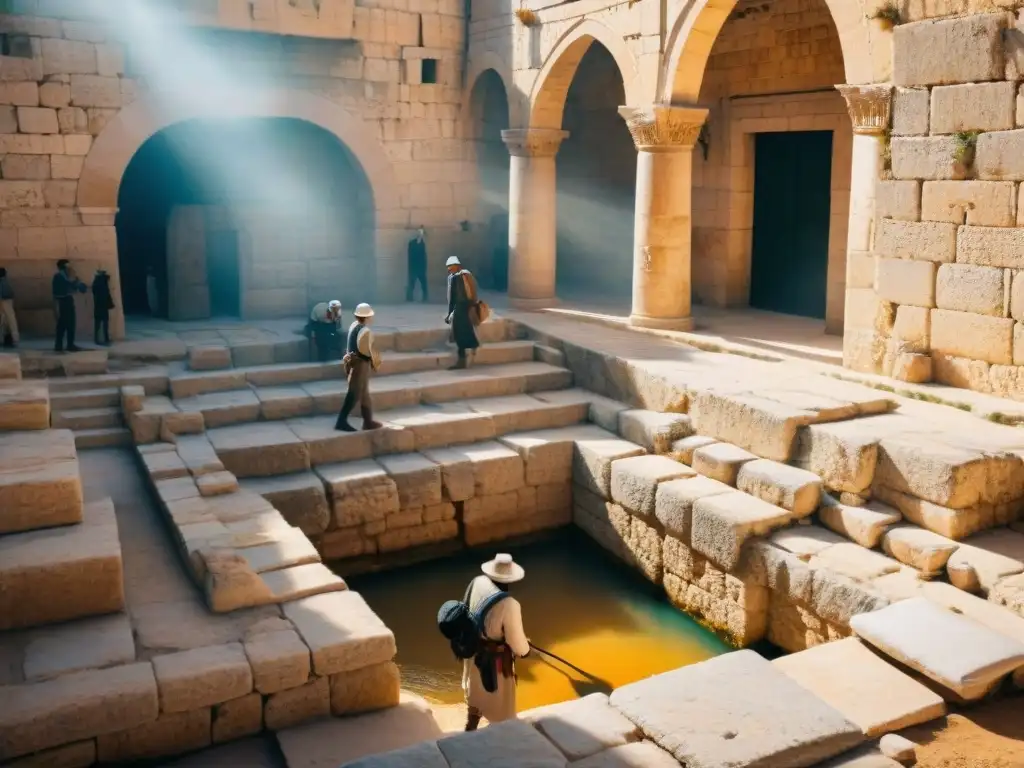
654,475,735,542
772,638,946,737
817,496,902,549
945,528,1024,593
209,422,311,478
618,410,693,454
691,491,793,570
260,563,347,602
22,612,136,682
386,405,496,449
610,454,694,517
437,719,567,768
522,692,641,761
573,742,682,768
465,393,586,435
850,596,1024,700
736,459,822,517
881,525,959,576
287,416,381,465
256,385,315,421
240,472,331,535
236,526,322,574
152,642,253,713
808,543,902,583
691,442,758,486
609,649,863,768
769,525,847,561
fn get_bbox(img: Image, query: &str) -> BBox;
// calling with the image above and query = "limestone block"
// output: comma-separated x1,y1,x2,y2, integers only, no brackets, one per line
196,470,239,497
772,638,946,737
209,422,310,478
618,410,692,454
522,693,640,761
956,224,1024,270
976,129,1024,181
945,529,1024,593
872,485,997,541
890,351,932,383
237,527,321,574
875,179,920,220
809,541,902,583
654,475,734,542
737,539,814,605
890,137,964,181
609,650,862,767
0,662,159,760
22,613,136,683
175,434,224,476
875,219,956,263
769,525,846,561
793,415,896,496
930,82,1017,135
240,472,330,535
377,452,443,508
991,572,1024,619
847,253,876,290
152,642,253,713
879,734,917,764
850,597,1024,700
188,344,232,371
457,441,526,495
264,676,330,730
340,741,449,768
317,459,400,527
572,742,679,768
498,425,608,487
935,263,1005,317
70,74,121,108
667,435,719,465
767,589,847,653
809,567,891,629
873,258,935,308
930,308,1013,365
201,549,275,613
893,14,1006,86
0,497,123,630
436,720,566,768
41,38,97,76
212,692,262,743
891,89,929,137
0,430,82,534
4,740,97,768
610,454,693,518
573,433,646,498
329,660,401,715
257,386,314,421
261,563,346,603
844,290,892,334
283,591,396,676
0,382,49,430
818,495,902,548
625,514,663,583
178,390,261,429
378,519,459,552
921,181,1017,227
689,391,817,462
691,492,792,570
690,442,758,486
244,627,311,694
736,459,822,518
882,525,960,576
96,708,210,763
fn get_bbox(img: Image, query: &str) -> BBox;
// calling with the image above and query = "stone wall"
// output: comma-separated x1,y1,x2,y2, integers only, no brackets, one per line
846,11,1024,396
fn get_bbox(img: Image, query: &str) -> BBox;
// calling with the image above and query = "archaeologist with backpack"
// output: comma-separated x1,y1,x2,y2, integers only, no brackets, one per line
334,302,383,433
437,553,530,731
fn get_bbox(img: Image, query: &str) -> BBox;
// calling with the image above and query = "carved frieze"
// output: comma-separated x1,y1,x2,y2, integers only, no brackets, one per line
500,128,569,158
836,84,893,136
617,104,709,152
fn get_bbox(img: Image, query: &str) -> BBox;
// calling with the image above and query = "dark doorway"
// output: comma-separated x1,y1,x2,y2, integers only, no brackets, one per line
207,229,240,317
750,130,833,319
470,69,510,291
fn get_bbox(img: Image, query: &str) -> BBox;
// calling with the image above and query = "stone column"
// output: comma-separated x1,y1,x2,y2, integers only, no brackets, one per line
618,104,708,331
500,128,568,310
836,84,893,371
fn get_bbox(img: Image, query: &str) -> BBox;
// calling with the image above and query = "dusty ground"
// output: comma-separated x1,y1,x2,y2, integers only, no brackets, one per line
900,694,1024,768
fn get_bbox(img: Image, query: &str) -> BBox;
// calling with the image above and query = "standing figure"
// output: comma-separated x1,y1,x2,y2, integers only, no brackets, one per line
407,225,428,302
445,256,480,370
309,299,343,362
462,554,530,731
92,269,115,346
146,265,159,317
334,302,383,433
52,259,87,353
0,267,18,348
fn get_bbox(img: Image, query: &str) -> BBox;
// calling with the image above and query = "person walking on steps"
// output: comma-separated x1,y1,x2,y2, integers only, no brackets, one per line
334,302,383,433
445,255,481,370
92,269,115,347
406,225,428,302
0,267,19,348
309,299,343,362
52,259,87,353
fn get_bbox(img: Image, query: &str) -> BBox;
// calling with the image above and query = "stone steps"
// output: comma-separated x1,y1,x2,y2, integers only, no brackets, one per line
50,386,121,411
0,429,83,535
52,406,123,431
75,426,134,449
46,367,169,395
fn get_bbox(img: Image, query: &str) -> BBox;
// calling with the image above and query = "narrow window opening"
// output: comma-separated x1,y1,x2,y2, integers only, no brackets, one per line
421,58,438,84
1,34,33,59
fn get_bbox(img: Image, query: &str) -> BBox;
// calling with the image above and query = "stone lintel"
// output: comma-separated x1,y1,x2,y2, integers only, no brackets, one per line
836,84,893,136
617,104,709,152
501,128,569,158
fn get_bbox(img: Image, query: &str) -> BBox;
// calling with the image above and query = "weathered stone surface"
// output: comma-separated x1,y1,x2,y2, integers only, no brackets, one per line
4,740,97,768
808,568,890,629
890,137,964,181
736,459,822,518
921,180,1017,227
879,734,917,764
738,539,814,605
196,470,239,497
976,130,1024,182
22,613,135,682
96,708,210,763
264,676,330,731
808,542,901,583
189,345,232,371
875,258,936,307
818,496,902,549
691,442,758,486
437,719,566,768
618,410,692,454
573,433,646,498
282,591,396,676
667,435,719,465
329,660,401,715
498,425,607,487
875,179,921,219
935,263,1005,317
881,525,959,575
957,223,1024,270
768,525,845,561
240,472,330,535
377,452,443,508
850,597,1024,700
454,441,525,496
690,391,816,462
256,386,314,421
152,642,253,713
930,82,1017,134
0,430,82,534
873,485,997,541
794,415,897,496
691,492,792,570
0,382,49,431
211,692,262,743
654,475,734,542
610,454,693,517
317,459,400,527
237,527,321,574
522,693,640,761
261,562,347,602
572,742,680,768
609,649,863,767
209,423,310,478
945,528,1024,593
772,638,946,737
244,628,311,694
0,662,159,760
893,13,1006,87
201,550,275,613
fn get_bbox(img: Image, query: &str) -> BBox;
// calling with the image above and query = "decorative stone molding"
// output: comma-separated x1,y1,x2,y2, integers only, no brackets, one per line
501,128,569,157
617,104,709,152
836,84,893,136
77,207,120,226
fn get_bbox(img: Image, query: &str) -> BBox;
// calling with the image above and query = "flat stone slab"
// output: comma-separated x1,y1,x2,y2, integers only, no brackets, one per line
0,381,49,431
188,345,232,371
573,742,680,768
255,386,314,421
22,613,136,682
618,410,693,453
945,528,1024,593
691,442,758,486
807,543,902,583
817,496,902,549
261,563,347,603
690,390,819,463
208,422,310,478
240,472,330,535
611,455,693,517
881,525,959,575
769,525,847,561
498,424,610,487
573,433,646,498
691,491,792,570
176,389,261,428
609,649,863,768
236,526,321,574
850,597,1024,700
377,453,443,508
736,459,822,518
772,637,946,737
522,693,641,761
814,746,904,768
152,642,253,713
0,430,83,535
437,719,567,768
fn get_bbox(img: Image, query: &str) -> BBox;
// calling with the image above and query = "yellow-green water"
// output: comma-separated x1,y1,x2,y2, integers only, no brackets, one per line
347,529,733,712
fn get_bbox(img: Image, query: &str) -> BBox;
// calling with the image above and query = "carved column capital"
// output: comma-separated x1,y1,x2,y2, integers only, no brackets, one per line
501,128,569,158
836,84,893,136
617,104,709,152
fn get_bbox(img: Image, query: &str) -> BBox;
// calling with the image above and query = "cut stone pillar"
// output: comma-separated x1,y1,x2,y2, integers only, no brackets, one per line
501,128,568,310
618,104,708,332
836,84,894,373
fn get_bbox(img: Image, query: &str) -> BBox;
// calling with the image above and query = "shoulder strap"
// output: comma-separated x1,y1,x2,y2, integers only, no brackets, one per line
473,590,510,626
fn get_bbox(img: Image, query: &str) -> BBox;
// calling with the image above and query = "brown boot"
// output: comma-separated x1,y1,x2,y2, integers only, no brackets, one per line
465,709,481,732
448,353,467,371
361,407,383,431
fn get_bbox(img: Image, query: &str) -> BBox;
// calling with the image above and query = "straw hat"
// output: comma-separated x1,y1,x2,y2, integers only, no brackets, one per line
445,255,461,268
481,553,525,584
353,302,374,319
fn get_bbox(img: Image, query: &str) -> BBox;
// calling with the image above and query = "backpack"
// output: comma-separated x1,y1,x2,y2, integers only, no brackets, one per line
437,588,510,660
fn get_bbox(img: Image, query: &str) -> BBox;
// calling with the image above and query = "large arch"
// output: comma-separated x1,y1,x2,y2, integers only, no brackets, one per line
78,87,399,214
464,50,522,129
529,18,641,129
660,0,883,103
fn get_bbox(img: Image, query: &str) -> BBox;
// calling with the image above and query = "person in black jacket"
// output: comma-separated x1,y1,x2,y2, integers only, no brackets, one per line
52,259,87,353
406,226,428,302
92,269,115,346
445,255,480,370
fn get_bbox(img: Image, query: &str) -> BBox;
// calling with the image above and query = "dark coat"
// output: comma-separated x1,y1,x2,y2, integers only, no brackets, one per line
447,269,479,351
92,273,115,317
408,237,427,274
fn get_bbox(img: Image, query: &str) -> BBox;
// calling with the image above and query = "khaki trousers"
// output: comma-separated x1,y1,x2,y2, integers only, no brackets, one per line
0,299,19,343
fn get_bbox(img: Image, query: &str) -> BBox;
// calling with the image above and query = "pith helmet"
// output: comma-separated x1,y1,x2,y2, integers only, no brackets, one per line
328,300,341,310
445,255,461,268
354,302,374,319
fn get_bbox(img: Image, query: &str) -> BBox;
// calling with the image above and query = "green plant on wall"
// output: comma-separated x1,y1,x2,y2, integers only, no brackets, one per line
870,1,902,29
952,130,981,167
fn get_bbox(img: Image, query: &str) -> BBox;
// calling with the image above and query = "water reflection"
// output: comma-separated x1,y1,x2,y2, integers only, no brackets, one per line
347,528,732,711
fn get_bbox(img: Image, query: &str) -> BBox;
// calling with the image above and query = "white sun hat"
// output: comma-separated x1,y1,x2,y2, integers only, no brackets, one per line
328,300,342,310
481,553,525,584
353,302,374,318
445,255,461,267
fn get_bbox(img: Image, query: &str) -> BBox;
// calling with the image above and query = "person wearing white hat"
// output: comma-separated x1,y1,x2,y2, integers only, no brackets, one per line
335,302,383,432
445,255,481,370
461,553,530,731
308,299,344,362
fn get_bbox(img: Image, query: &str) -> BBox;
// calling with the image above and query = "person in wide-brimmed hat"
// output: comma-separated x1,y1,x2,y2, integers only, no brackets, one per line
445,255,481,370
461,553,530,731
335,302,383,432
